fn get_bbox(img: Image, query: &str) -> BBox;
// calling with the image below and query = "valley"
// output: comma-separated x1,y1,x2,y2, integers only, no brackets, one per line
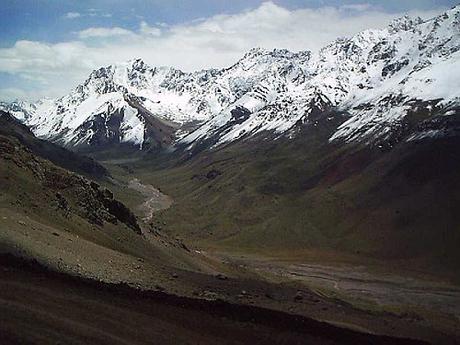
1,111,459,344
0,3,459,345
89,151,460,344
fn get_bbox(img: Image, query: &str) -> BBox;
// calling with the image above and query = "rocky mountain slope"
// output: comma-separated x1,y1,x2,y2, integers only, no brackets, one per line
0,111,108,178
0,131,139,233
2,5,459,151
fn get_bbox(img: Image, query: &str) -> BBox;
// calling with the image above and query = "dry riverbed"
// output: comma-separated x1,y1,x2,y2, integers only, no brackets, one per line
204,251,460,340
128,178,173,221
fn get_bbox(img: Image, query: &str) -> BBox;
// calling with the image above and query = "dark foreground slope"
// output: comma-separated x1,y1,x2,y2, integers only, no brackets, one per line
131,109,460,278
0,254,425,345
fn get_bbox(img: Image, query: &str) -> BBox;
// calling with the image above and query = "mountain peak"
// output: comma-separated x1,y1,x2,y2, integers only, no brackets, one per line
388,14,424,33
126,57,150,71
448,4,460,13
242,47,310,61
242,47,270,59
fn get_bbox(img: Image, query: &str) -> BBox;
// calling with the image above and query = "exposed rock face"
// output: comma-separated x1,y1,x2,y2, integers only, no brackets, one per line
88,181,141,233
0,134,140,234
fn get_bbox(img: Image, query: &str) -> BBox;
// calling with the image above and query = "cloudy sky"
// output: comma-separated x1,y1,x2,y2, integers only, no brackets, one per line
0,0,457,101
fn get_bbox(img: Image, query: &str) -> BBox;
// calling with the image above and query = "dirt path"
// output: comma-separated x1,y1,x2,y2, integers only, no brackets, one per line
128,178,173,222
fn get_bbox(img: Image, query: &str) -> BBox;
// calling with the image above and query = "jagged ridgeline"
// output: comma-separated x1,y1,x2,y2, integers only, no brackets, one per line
1,6,459,152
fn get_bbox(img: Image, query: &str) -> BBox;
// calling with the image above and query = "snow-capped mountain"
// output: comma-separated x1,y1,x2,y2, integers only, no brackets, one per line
2,5,459,151
0,100,37,122
184,6,460,147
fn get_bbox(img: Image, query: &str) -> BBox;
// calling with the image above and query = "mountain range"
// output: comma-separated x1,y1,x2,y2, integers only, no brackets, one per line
1,5,460,344
2,5,459,152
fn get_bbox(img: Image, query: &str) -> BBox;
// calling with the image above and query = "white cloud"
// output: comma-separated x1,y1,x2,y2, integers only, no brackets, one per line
78,27,135,39
64,12,81,19
64,9,112,20
340,4,373,12
140,22,162,36
0,1,447,101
